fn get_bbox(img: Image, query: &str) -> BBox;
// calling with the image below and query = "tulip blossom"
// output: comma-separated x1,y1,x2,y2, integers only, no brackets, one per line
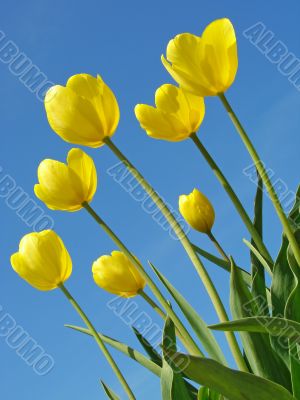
92,251,146,298
11,230,72,291
34,148,97,211
135,84,205,141
161,18,238,96
45,73,120,147
179,188,215,233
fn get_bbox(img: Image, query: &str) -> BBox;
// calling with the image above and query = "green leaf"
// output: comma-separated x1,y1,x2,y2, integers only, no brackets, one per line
286,230,300,322
289,341,300,399
161,314,192,400
149,262,226,365
100,380,120,400
197,387,222,399
229,258,291,390
287,184,300,232
192,244,252,287
173,354,295,400
132,327,162,367
66,324,161,377
286,230,300,399
250,174,269,313
271,185,300,366
210,316,300,337
244,239,272,278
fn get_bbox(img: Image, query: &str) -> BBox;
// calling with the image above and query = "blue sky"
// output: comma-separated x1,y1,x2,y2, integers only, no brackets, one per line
1,0,300,398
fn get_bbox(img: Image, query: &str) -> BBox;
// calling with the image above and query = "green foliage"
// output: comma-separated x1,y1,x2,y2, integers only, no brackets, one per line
161,314,193,400
150,262,226,364
173,354,295,400
100,381,120,400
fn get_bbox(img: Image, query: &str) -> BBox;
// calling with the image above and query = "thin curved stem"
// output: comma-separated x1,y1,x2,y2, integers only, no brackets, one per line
59,284,135,400
219,92,300,267
103,137,248,372
139,289,165,318
207,231,230,263
190,133,273,268
139,289,194,351
83,202,202,357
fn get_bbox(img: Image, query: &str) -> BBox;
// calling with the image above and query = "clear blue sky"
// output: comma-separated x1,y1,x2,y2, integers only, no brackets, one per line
1,0,300,398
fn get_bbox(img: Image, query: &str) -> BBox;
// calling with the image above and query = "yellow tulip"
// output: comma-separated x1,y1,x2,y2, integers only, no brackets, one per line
11,230,72,291
161,18,238,97
34,148,97,211
92,251,146,298
135,84,205,141
45,74,120,147
179,188,215,233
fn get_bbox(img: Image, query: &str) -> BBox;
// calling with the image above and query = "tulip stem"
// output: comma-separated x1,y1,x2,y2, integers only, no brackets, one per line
190,132,273,268
82,202,203,357
59,284,136,400
139,290,165,318
218,92,300,267
139,289,200,352
207,231,230,263
103,137,248,372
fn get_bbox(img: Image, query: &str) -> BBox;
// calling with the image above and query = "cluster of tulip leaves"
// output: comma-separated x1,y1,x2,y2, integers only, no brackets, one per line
68,181,300,400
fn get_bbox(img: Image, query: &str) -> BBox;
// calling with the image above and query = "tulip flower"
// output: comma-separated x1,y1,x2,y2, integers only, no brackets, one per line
11,230,72,291
34,148,97,211
179,188,215,234
44,73,120,147
161,18,238,97
135,84,205,141
92,251,146,297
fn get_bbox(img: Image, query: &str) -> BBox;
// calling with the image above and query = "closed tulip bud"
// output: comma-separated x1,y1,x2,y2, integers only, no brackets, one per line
45,74,120,147
34,148,97,211
135,84,205,142
92,251,146,298
161,18,238,97
179,188,215,233
11,230,72,291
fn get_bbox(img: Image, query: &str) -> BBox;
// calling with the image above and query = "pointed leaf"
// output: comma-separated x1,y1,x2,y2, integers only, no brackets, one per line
66,324,161,377
192,244,252,286
229,258,291,390
286,230,300,399
150,262,226,365
271,186,300,366
250,174,269,310
161,315,192,400
173,354,295,400
132,326,162,367
100,381,120,400
210,316,300,337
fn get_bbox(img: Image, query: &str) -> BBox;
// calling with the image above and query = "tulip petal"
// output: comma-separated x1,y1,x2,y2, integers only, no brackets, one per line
12,231,72,291
155,84,190,123
92,251,145,297
202,18,238,89
66,74,120,137
35,159,83,210
45,85,104,147
182,91,205,132
135,104,189,142
161,55,214,97
67,148,97,203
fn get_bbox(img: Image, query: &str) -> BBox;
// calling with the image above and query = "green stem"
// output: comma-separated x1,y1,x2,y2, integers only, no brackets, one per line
138,289,194,351
219,92,300,267
82,202,202,357
190,133,273,268
59,284,135,400
103,137,248,372
139,289,165,319
207,231,230,263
